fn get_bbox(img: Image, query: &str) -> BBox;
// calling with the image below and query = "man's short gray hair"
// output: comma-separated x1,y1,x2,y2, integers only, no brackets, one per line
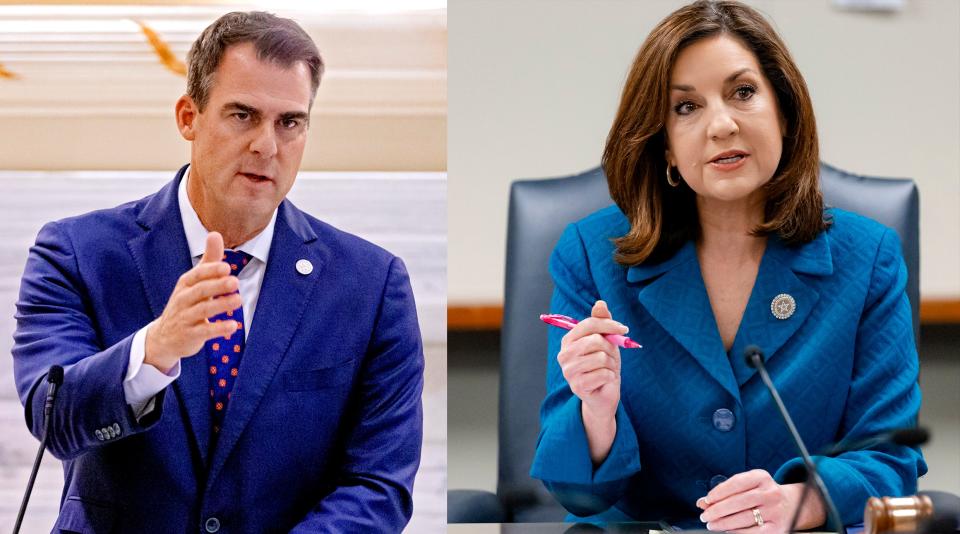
186,11,324,112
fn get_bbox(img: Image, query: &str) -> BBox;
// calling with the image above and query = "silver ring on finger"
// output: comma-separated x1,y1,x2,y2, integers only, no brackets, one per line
752,508,764,527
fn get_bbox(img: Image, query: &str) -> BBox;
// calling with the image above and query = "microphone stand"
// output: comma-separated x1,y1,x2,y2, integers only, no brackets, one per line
14,365,64,534
744,346,844,533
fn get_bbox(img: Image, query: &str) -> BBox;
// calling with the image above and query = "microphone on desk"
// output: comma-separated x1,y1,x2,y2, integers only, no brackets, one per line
743,345,845,534
14,365,64,534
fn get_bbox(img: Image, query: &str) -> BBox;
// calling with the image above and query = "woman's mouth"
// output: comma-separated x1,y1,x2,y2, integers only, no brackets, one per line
709,154,748,171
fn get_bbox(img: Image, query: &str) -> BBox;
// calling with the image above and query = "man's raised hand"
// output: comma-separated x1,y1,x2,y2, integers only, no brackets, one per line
144,232,240,373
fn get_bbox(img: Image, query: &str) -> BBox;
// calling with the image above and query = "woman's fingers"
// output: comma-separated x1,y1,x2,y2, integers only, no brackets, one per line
562,350,619,378
560,333,618,363
573,366,619,394
700,487,764,525
703,469,768,506
707,508,764,532
592,299,612,319
561,317,628,347
699,470,790,533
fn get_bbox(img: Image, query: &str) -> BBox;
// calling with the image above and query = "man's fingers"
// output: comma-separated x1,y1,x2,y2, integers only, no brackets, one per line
179,261,231,288
591,299,612,319
200,232,225,264
202,318,239,341
182,319,238,349
178,276,239,307
188,294,243,323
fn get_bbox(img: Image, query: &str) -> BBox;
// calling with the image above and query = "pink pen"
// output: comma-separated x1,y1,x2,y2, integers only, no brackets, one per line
539,314,642,349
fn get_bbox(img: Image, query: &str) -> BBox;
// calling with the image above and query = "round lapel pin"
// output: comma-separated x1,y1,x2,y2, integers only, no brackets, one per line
771,293,796,320
296,259,313,275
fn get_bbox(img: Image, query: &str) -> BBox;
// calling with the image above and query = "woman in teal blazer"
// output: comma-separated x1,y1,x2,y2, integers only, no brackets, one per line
530,2,926,531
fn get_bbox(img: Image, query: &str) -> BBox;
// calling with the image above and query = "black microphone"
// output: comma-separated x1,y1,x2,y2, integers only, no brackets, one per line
14,365,64,534
824,427,929,457
743,345,844,533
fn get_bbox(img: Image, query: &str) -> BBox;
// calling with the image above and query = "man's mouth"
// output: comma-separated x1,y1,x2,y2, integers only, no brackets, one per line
240,172,271,182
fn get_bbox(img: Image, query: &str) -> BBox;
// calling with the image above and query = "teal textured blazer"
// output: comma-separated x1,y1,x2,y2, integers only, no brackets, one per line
530,206,926,527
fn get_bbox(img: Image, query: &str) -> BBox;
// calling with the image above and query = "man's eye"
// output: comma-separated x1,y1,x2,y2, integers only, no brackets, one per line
281,119,300,129
734,85,756,100
674,101,697,115
233,112,250,121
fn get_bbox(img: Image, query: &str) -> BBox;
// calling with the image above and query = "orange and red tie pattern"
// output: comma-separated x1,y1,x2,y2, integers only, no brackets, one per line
206,249,251,438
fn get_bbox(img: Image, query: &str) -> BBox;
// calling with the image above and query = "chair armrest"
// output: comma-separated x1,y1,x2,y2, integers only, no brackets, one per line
920,490,960,531
448,489,508,523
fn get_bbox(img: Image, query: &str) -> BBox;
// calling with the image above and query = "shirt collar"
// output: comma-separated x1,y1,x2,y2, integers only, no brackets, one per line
178,165,277,265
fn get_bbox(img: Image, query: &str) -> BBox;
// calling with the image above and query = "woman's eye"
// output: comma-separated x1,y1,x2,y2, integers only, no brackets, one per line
674,101,697,115
734,85,756,100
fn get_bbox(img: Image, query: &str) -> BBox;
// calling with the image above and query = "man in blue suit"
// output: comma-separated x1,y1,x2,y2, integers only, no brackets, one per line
12,11,423,533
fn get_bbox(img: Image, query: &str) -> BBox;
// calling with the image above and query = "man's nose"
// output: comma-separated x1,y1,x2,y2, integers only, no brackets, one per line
706,104,739,140
249,122,278,158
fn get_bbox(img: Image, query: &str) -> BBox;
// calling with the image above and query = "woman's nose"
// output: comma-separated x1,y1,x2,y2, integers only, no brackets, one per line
706,105,739,140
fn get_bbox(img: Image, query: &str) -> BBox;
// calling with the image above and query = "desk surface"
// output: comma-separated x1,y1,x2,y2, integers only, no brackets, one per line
448,525,839,534
448,525,675,534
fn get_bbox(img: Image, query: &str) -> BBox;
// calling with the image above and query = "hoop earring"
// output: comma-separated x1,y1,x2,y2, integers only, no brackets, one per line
666,165,680,187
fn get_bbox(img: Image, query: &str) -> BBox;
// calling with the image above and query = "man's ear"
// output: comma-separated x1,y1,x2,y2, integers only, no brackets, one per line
175,95,199,141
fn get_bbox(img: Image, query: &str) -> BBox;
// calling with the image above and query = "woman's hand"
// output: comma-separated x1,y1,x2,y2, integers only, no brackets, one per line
557,300,628,464
696,470,826,533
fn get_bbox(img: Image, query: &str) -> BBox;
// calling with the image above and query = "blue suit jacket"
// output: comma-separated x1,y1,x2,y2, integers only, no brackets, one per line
12,166,424,533
530,205,926,528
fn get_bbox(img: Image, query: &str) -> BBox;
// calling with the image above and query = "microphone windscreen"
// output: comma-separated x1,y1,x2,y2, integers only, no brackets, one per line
891,427,930,447
743,345,764,368
47,365,64,386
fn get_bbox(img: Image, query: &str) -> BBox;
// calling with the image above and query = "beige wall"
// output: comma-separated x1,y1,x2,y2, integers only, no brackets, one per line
0,6,446,172
449,0,960,304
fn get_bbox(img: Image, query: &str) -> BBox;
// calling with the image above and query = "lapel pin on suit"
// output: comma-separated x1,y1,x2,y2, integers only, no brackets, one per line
771,293,796,320
296,259,313,275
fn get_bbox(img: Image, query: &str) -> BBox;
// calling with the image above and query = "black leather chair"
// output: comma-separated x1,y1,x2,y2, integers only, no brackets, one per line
447,163,921,523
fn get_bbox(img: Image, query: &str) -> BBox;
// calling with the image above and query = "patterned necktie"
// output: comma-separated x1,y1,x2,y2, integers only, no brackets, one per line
206,249,252,438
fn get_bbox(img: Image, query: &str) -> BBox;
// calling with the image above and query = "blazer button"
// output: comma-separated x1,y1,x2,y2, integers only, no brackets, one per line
204,517,220,533
712,408,736,432
94,429,104,441
710,474,728,489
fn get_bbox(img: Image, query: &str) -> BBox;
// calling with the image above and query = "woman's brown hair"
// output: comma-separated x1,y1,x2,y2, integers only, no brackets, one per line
603,0,828,266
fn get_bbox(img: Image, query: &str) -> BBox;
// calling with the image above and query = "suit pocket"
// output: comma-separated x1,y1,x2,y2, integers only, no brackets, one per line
283,358,357,391
54,496,116,534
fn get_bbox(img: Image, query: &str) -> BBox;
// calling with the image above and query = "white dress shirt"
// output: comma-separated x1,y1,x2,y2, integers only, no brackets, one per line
123,167,278,418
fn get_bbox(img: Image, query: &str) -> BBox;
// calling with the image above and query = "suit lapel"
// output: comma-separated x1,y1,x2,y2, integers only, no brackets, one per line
628,231,833,400
126,166,214,465
729,233,832,386
206,199,327,490
630,242,741,401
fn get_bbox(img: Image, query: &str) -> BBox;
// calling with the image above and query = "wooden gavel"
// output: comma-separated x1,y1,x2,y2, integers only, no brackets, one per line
864,495,935,534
